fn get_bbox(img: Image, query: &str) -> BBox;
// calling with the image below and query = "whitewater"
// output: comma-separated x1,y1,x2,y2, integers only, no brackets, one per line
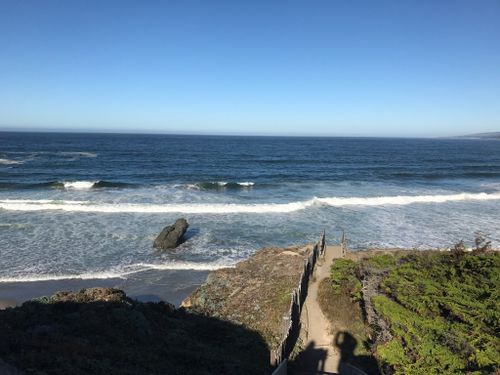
1,191,500,213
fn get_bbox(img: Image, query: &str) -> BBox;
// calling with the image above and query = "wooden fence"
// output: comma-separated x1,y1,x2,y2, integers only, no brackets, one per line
341,230,348,257
270,230,326,368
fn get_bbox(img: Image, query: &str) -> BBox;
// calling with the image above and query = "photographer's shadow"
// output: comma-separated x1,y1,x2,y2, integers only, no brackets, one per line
335,331,380,375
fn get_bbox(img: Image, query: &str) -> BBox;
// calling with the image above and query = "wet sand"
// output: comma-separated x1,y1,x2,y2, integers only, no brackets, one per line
0,268,209,308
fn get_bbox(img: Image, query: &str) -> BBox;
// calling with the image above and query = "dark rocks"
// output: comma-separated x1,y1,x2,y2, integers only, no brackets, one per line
182,244,315,348
45,287,129,304
153,218,189,250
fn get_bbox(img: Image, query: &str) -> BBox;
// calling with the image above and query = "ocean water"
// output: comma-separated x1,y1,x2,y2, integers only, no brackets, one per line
1,132,500,284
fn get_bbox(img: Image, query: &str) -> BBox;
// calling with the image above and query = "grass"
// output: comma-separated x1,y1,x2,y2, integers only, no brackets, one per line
318,277,369,357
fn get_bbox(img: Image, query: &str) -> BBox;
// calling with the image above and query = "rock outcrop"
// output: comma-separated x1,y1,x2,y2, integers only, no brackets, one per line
182,244,314,347
153,218,189,249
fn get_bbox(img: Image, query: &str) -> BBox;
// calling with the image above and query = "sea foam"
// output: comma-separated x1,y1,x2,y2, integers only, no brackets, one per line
0,199,313,213
314,192,500,206
63,181,97,189
1,191,500,213
0,261,233,282
0,158,23,165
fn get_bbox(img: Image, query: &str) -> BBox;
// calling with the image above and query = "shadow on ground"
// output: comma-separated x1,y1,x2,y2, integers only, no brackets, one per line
335,331,380,375
289,341,330,374
289,332,379,375
0,288,270,375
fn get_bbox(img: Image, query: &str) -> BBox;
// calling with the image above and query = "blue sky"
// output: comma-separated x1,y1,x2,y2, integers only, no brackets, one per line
0,0,499,136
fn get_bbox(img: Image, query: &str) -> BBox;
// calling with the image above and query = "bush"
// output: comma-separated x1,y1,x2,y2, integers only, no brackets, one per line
330,259,362,301
375,252,500,374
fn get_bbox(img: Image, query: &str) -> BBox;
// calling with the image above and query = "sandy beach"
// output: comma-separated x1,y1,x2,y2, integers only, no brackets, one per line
0,268,209,308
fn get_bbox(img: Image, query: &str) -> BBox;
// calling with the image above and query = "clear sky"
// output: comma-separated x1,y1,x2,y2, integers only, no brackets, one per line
0,0,499,137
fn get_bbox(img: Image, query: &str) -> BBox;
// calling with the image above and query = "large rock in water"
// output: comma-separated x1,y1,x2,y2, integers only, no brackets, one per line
153,218,189,250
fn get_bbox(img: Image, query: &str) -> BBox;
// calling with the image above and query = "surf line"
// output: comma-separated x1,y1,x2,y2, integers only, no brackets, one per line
1,192,500,214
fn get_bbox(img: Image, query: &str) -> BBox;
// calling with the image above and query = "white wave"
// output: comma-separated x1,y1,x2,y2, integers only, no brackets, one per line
0,261,233,283
0,199,88,204
315,192,500,206
63,181,97,189
217,181,228,186
1,192,500,214
132,261,233,271
0,158,23,165
238,181,255,186
0,199,314,213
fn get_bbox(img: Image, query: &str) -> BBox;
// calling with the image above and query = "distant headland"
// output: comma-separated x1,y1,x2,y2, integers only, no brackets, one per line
458,132,500,140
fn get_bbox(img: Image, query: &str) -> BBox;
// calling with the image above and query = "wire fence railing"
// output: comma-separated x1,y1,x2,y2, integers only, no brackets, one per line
270,230,326,368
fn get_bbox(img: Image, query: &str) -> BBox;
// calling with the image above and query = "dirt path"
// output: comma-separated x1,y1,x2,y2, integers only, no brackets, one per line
292,245,343,374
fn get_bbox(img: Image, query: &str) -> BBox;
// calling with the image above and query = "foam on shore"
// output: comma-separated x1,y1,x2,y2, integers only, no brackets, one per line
0,261,233,283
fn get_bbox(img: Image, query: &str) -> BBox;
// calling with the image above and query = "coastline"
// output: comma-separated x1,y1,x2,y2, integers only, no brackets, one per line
2,245,496,311
1,247,409,310
0,268,209,309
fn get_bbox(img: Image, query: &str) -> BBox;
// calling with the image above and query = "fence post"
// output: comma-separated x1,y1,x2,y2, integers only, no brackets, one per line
341,231,347,257
320,229,326,258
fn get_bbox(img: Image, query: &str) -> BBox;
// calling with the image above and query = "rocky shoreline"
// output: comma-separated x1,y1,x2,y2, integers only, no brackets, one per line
183,244,315,348
0,242,318,374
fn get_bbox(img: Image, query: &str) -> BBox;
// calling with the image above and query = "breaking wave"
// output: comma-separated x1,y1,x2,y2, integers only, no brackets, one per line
63,181,97,189
191,181,256,190
62,181,134,189
0,199,312,213
313,192,500,206
1,191,500,213
0,180,134,190
0,158,23,165
0,261,233,283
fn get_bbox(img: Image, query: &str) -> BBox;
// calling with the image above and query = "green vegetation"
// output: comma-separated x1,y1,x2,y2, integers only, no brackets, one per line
322,247,500,375
330,258,362,301
375,251,499,374
318,277,370,357
363,254,397,270
319,258,374,369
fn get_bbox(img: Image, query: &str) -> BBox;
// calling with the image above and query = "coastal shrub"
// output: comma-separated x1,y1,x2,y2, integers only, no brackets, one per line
318,264,378,374
374,251,500,374
362,254,397,271
330,258,362,301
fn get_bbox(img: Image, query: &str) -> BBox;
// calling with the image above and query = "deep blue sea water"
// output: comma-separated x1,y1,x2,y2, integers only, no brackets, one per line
1,132,500,284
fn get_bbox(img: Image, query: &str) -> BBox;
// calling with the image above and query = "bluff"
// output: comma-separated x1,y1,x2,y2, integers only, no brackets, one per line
183,244,315,348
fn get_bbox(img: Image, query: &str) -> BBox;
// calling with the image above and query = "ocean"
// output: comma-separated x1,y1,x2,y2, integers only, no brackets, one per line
1,132,500,303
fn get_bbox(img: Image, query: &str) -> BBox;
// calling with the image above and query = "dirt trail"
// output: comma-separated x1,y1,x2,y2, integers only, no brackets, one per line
292,245,343,374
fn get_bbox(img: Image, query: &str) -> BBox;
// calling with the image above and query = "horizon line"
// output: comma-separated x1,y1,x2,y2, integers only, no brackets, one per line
0,128,477,139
